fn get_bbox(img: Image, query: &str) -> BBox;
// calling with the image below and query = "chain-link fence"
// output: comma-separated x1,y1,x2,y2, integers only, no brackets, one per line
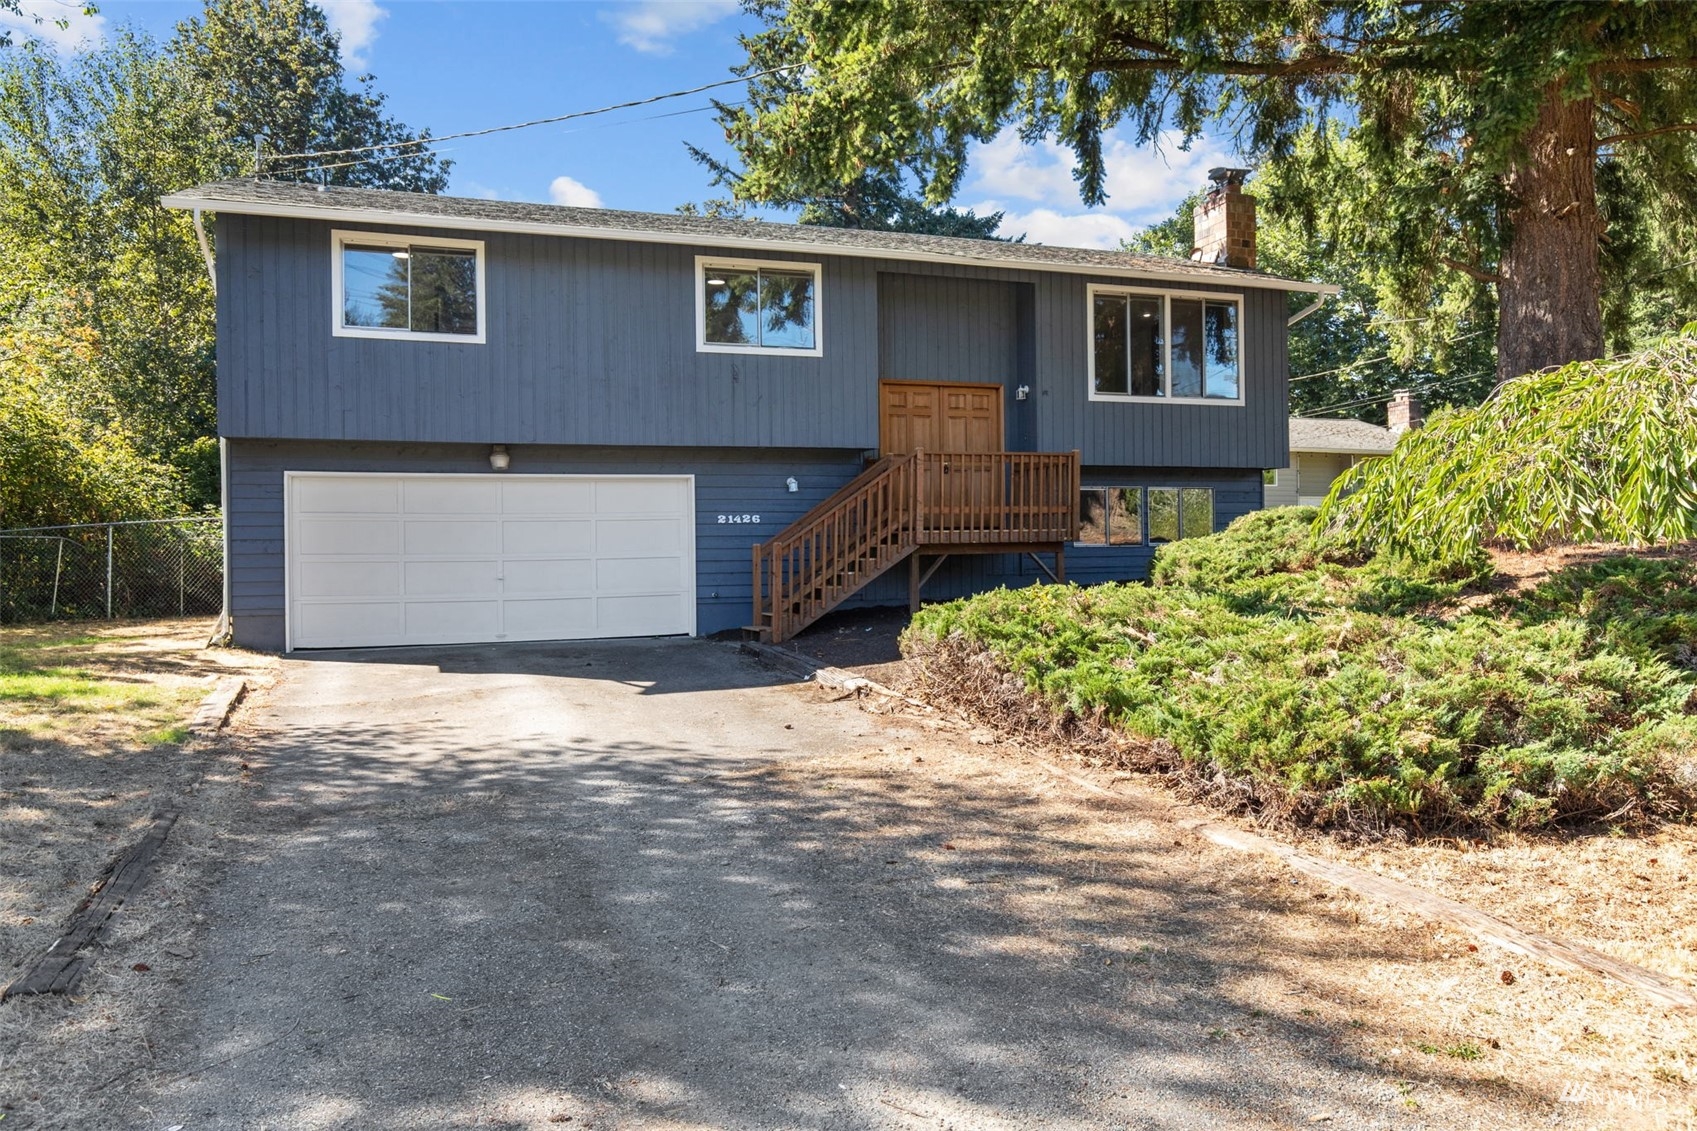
0,518,224,624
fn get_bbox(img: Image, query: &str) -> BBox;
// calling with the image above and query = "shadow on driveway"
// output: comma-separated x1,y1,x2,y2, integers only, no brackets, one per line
135,640,1540,1130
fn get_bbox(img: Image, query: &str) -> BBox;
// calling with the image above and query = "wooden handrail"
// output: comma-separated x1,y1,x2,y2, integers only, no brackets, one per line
753,449,1080,642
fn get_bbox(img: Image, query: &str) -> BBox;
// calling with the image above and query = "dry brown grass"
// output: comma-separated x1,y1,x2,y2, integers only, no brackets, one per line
776,700,1697,1129
0,618,275,1129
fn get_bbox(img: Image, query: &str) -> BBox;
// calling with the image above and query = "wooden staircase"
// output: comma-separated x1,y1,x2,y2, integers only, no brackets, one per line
750,449,1079,643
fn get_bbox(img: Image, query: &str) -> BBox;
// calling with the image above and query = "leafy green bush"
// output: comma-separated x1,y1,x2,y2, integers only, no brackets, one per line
903,509,1697,834
1321,328,1697,565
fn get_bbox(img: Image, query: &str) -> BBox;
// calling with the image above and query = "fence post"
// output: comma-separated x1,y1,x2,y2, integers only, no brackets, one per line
105,524,114,619
178,536,186,615
51,539,64,617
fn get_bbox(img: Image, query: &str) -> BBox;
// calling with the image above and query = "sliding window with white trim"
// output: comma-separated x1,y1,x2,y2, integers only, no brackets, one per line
1088,285,1242,404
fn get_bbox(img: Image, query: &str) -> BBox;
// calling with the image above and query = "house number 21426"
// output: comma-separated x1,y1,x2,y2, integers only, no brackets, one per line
717,514,761,524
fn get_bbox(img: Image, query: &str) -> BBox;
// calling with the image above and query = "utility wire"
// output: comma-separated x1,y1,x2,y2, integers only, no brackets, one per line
280,102,729,177
261,65,803,167
1296,368,1494,418
1289,328,1491,383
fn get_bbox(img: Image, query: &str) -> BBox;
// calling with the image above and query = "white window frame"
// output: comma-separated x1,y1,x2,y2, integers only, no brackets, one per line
694,254,823,358
332,229,487,344
1072,485,1216,547
1086,284,1244,406
1263,468,1280,487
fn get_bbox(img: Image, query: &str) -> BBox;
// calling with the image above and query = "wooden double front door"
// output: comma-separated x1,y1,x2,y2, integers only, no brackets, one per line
879,381,1004,456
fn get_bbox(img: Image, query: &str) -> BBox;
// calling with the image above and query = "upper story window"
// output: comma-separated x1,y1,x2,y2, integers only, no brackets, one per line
1088,285,1241,404
696,256,821,357
333,230,485,343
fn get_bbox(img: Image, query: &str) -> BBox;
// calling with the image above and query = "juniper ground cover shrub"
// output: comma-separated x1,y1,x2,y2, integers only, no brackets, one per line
903,509,1697,834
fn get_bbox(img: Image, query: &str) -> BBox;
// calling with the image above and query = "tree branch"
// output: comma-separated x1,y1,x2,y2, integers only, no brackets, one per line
1440,257,1503,285
1596,122,1697,146
1594,56,1697,73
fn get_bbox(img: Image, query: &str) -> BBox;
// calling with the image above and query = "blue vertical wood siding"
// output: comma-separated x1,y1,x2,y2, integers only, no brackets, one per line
217,216,1293,469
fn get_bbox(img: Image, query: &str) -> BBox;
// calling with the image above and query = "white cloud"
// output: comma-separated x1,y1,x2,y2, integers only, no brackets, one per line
604,0,737,55
963,126,1246,246
0,0,106,53
548,175,604,209
461,182,504,201
320,0,387,70
978,205,1141,250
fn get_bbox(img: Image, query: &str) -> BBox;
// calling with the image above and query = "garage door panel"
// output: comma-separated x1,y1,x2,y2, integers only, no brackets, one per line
502,597,597,639
595,555,688,594
598,593,687,636
504,479,594,514
597,518,684,555
405,479,501,514
293,478,399,514
597,479,688,514
502,558,594,595
403,519,500,556
404,560,501,597
295,601,402,646
502,519,593,556
404,600,502,638
296,518,400,556
288,473,694,649
296,561,401,599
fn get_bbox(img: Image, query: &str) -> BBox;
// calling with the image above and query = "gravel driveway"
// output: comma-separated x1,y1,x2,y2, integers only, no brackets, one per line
126,638,1549,1130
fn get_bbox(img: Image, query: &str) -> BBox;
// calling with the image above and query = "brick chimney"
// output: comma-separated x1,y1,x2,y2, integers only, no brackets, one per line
1388,389,1424,434
1191,167,1256,270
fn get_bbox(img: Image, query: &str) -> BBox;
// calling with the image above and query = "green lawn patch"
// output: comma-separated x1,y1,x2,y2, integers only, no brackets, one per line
903,508,1697,834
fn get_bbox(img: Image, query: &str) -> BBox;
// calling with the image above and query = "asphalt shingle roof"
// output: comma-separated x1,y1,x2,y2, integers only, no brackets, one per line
1289,416,1398,455
161,179,1336,293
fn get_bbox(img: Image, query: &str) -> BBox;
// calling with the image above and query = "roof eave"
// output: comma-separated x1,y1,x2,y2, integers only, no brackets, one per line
160,190,1341,295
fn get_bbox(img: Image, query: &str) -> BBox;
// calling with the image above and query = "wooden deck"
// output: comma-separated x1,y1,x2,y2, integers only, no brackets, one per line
751,450,1080,643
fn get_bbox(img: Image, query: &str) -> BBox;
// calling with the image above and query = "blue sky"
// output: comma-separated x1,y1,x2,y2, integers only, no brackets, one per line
3,0,1246,248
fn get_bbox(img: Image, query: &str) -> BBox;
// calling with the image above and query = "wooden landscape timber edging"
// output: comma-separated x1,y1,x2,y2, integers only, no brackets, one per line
1175,816,1697,1011
738,641,930,710
2,812,180,1000
748,637,1696,1010
187,676,247,740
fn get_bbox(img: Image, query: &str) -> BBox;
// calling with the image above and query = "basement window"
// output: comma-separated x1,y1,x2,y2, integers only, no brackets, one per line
696,256,822,356
1089,285,1241,403
1076,487,1214,545
333,230,485,343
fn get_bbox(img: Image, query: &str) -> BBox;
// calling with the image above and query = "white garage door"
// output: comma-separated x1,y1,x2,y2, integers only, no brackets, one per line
285,473,695,649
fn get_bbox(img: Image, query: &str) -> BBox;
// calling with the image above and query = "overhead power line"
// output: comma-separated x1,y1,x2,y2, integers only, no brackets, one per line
1295,367,1495,418
261,64,805,168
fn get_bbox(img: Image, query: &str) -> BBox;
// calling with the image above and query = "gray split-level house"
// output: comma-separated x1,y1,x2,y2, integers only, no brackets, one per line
162,170,1335,652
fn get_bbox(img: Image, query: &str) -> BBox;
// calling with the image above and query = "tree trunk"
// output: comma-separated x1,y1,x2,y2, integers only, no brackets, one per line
1495,84,1604,383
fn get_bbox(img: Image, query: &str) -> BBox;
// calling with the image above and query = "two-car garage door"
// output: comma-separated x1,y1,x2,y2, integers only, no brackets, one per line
285,473,695,650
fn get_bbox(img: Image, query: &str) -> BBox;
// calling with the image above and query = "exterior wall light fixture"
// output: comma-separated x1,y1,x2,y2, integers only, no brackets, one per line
489,444,511,472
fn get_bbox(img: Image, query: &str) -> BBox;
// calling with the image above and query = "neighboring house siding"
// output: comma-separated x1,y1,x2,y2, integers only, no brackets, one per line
1264,466,1299,508
1297,453,1355,500
217,216,1293,469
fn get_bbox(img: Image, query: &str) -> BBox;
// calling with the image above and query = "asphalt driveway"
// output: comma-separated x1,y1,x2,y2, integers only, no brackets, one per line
129,638,1543,1130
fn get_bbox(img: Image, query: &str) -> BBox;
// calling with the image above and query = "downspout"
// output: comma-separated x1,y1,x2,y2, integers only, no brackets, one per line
192,208,217,296
195,207,231,644
1287,296,1328,326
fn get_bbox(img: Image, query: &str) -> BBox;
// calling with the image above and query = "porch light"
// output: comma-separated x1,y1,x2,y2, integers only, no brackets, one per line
786,477,799,492
489,444,511,472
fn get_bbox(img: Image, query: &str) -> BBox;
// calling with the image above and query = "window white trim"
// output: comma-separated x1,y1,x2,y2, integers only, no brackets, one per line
1263,468,1280,487
1086,284,1244,406
694,254,823,358
331,229,487,344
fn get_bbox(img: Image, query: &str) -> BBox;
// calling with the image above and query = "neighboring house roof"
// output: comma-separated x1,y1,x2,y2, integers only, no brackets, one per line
1288,416,1397,456
161,179,1338,295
